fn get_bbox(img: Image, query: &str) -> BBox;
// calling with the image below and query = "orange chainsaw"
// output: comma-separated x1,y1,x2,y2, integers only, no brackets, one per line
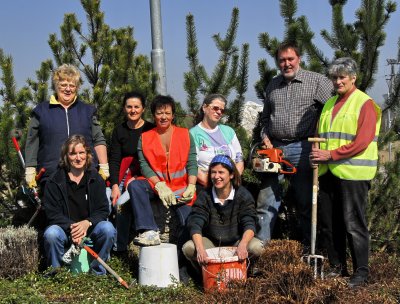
249,143,297,174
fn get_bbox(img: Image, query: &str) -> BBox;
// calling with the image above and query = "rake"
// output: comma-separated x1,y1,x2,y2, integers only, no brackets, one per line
302,137,326,279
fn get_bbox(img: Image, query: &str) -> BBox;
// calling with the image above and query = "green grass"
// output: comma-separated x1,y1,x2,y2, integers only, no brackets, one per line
0,256,203,304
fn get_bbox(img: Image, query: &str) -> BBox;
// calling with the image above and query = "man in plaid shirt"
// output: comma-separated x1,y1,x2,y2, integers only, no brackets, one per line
257,42,333,248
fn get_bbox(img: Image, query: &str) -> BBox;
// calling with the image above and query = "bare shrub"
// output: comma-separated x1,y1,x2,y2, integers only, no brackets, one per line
0,225,39,279
199,240,400,303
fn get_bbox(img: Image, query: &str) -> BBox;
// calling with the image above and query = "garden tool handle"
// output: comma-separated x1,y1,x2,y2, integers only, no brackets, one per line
82,244,129,289
308,137,327,143
35,168,46,181
12,136,26,168
307,137,326,256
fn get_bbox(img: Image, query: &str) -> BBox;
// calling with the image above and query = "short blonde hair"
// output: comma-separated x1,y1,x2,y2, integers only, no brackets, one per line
52,64,81,91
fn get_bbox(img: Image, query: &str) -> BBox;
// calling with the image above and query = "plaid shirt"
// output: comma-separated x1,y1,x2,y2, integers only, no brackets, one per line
261,69,333,141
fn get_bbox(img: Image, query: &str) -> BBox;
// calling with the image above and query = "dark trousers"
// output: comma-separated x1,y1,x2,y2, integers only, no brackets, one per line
318,171,370,275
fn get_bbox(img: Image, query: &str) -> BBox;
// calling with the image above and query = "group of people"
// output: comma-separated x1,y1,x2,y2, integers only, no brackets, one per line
24,40,381,289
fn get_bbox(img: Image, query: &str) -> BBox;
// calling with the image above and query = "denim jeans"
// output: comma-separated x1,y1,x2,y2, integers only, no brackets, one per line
256,140,312,244
43,221,116,275
127,179,192,231
127,179,159,231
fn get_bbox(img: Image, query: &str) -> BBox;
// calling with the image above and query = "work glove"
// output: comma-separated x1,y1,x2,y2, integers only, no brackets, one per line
62,243,81,265
155,181,176,208
25,167,37,188
98,163,110,181
178,184,196,203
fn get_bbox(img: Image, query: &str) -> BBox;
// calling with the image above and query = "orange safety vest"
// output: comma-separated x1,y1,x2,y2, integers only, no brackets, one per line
141,126,196,205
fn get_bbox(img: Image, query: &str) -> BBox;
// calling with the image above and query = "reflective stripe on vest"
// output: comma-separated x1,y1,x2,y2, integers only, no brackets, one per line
318,89,381,180
141,126,196,205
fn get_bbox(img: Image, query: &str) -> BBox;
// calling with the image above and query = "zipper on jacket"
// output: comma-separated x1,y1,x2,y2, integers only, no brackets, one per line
65,108,70,136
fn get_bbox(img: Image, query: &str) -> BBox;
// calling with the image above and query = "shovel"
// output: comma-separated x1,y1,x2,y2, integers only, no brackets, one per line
79,238,129,289
302,137,326,279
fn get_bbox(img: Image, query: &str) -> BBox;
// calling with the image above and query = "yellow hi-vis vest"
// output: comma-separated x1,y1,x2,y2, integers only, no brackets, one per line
318,89,381,180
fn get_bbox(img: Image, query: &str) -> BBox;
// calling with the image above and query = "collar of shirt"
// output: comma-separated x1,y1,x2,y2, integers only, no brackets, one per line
212,186,235,206
50,94,78,105
66,170,88,188
278,68,305,85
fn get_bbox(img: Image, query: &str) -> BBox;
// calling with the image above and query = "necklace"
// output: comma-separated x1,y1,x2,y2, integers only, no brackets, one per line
127,119,144,129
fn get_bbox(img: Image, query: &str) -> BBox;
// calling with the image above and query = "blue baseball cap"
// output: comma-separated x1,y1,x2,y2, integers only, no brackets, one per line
210,154,234,169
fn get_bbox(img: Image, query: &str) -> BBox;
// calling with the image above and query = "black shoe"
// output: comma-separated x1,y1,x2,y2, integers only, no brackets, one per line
325,264,350,278
348,274,368,288
179,266,191,285
43,267,61,278
325,265,342,278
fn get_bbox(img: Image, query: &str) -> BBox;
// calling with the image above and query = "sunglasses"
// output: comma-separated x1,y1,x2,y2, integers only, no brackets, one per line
208,105,225,114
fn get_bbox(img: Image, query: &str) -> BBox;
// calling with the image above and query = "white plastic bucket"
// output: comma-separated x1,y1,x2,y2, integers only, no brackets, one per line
138,243,180,287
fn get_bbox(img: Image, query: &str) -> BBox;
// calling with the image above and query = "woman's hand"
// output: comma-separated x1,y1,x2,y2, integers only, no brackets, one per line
236,241,249,261
111,184,121,206
70,220,91,245
196,248,209,265
310,147,332,163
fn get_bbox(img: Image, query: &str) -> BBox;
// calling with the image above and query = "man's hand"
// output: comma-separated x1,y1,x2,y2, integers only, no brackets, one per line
25,167,37,188
262,137,273,149
70,220,91,245
98,163,110,180
155,181,176,208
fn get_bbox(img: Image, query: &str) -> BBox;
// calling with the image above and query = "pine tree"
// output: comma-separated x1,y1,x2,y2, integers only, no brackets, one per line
183,7,249,128
46,0,156,139
322,0,396,91
0,50,32,224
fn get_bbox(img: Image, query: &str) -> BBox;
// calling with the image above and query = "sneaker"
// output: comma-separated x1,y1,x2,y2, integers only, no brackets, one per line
133,230,161,246
348,274,368,288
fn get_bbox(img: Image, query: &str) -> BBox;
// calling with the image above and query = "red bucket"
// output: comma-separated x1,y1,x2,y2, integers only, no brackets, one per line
202,247,247,292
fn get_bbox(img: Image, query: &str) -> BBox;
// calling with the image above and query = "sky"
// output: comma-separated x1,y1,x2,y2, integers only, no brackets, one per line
1,0,400,107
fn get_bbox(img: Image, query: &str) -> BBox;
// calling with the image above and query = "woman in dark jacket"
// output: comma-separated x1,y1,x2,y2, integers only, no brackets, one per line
182,155,263,268
43,135,116,275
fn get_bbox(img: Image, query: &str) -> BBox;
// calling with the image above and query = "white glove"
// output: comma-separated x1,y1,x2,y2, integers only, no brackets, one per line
98,163,110,180
155,181,176,208
178,184,196,203
62,244,81,265
25,167,37,188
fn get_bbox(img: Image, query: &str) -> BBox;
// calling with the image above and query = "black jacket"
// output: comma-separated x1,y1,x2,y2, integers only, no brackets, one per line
44,167,109,234
187,185,259,246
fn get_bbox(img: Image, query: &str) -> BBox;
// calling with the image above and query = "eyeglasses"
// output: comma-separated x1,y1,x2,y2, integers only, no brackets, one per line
58,83,77,91
208,105,225,114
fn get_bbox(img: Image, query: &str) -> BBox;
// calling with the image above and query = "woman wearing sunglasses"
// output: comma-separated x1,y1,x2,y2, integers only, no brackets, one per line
190,94,244,189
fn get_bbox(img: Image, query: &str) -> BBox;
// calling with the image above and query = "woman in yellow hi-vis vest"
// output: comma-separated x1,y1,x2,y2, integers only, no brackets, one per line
310,57,381,288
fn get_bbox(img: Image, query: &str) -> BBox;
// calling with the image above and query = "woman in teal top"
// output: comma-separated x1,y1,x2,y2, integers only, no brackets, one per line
190,94,244,187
